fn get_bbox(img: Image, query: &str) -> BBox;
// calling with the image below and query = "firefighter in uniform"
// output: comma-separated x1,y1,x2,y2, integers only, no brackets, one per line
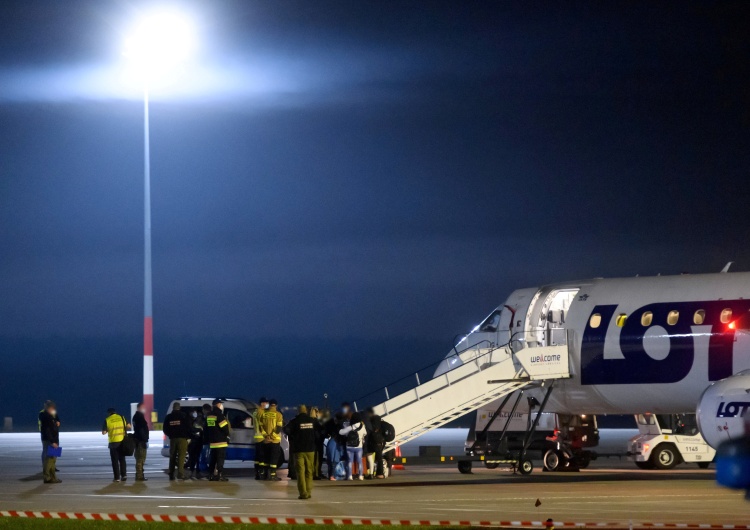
260,398,284,481
253,397,269,480
206,399,230,481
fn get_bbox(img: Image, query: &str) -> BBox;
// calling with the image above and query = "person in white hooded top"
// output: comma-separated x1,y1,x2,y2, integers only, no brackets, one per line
339,419,367,480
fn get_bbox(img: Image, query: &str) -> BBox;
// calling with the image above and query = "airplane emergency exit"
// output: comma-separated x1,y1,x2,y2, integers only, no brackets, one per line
356,268,750,473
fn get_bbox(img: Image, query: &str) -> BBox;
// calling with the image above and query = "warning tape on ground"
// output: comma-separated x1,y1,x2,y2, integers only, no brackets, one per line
1,511,749,529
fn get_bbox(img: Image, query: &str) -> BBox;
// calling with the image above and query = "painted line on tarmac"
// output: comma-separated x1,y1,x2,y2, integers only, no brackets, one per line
2,510,750,529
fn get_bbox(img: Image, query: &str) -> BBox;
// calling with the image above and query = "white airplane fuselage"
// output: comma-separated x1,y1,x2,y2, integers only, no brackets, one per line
437,272,750,418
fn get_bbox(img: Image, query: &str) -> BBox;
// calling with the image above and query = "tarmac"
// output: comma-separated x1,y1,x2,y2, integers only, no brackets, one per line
0,432,748,526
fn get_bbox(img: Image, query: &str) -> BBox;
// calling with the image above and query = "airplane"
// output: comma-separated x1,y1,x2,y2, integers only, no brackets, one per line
427,266,750,454
359,265,750,475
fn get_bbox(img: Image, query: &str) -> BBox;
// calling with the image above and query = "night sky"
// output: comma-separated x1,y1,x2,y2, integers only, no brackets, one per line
1,1,749,429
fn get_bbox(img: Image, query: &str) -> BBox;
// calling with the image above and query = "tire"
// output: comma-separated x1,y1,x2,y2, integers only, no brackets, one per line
697,462,710,469
458,461,473,474
543,450,561,472
651,444,680,470
578,455,591,469
519,459,533,475
484,461,500,469
635,461,655,470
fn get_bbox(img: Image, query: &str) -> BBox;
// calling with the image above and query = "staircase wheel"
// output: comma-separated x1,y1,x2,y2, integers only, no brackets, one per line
519,458,534,475
458,461,473,474
543,449,561,472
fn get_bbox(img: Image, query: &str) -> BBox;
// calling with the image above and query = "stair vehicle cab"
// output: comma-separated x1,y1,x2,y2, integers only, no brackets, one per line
467,407,599,472
627,413,715,470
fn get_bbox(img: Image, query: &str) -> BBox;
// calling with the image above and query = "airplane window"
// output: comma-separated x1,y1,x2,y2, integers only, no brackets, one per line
479,311,502,332
589,314,601,328
641,312,653,326
616,314,627,327
720,309,732,324
694,310,706,325
667,310,679,326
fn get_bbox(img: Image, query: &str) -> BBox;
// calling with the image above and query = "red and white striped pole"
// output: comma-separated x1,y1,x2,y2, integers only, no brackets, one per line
142,85,154,428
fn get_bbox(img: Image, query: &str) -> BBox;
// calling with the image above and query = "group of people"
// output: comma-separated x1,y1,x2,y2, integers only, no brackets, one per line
38,397,394,500
101,398,234,483
282,401,394,499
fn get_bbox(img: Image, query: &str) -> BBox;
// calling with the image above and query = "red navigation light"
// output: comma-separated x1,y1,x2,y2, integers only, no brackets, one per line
729,321,736,330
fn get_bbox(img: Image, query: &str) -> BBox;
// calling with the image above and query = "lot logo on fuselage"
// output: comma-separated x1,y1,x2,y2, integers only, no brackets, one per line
716,401,750,418
581,300,750,385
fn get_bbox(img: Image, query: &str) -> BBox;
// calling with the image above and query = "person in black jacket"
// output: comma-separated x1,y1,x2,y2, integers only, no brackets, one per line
310,407,326,480
163,403,191,481
186,409,204,479
206,399,230,481
284,405,316,499
39,400,61,484
324,412,346,480
132,402,149,481
365,413,386,479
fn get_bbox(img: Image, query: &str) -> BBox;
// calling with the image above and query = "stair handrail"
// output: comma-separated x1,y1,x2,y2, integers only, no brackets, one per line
351,338,511,412
350,326,570,412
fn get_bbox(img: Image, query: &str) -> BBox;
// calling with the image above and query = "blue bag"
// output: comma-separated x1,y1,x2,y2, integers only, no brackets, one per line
47,446,62,457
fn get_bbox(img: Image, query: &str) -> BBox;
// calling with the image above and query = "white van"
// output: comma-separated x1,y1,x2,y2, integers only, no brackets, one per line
160,397,289,467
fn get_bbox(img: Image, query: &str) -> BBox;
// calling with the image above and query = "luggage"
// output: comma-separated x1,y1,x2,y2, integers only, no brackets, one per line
120,434,136,456
346,427,361,447
381,421,396,443
119,415,136,456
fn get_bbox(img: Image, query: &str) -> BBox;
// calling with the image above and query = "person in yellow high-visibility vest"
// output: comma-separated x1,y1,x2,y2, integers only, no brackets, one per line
253,397,269,480
102,408,131,482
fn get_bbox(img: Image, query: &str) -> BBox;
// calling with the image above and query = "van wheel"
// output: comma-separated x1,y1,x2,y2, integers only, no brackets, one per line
543,450,561,472
635,461,655,470
484,462,500,469
458,461,472,474
651,444,680,470
697,462,710,469
519,459,534,475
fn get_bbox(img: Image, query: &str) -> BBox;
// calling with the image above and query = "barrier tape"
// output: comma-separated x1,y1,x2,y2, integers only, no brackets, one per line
1,511,749,529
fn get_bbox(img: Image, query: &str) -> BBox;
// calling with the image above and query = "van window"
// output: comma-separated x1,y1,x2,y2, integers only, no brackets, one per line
693,310,705,325
667,310,679,325
589,314,601,328
641,312,653,326
616,314,627,327
226,408,252,429
721,309,732,324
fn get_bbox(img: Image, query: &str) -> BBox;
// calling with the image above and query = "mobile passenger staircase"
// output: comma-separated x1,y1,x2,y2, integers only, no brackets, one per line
353,330,573,473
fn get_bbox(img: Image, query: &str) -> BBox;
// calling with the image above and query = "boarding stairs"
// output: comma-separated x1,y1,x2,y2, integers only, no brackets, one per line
355,331,573,452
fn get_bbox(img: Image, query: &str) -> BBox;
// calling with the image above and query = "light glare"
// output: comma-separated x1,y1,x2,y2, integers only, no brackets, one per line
123,10,195,71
